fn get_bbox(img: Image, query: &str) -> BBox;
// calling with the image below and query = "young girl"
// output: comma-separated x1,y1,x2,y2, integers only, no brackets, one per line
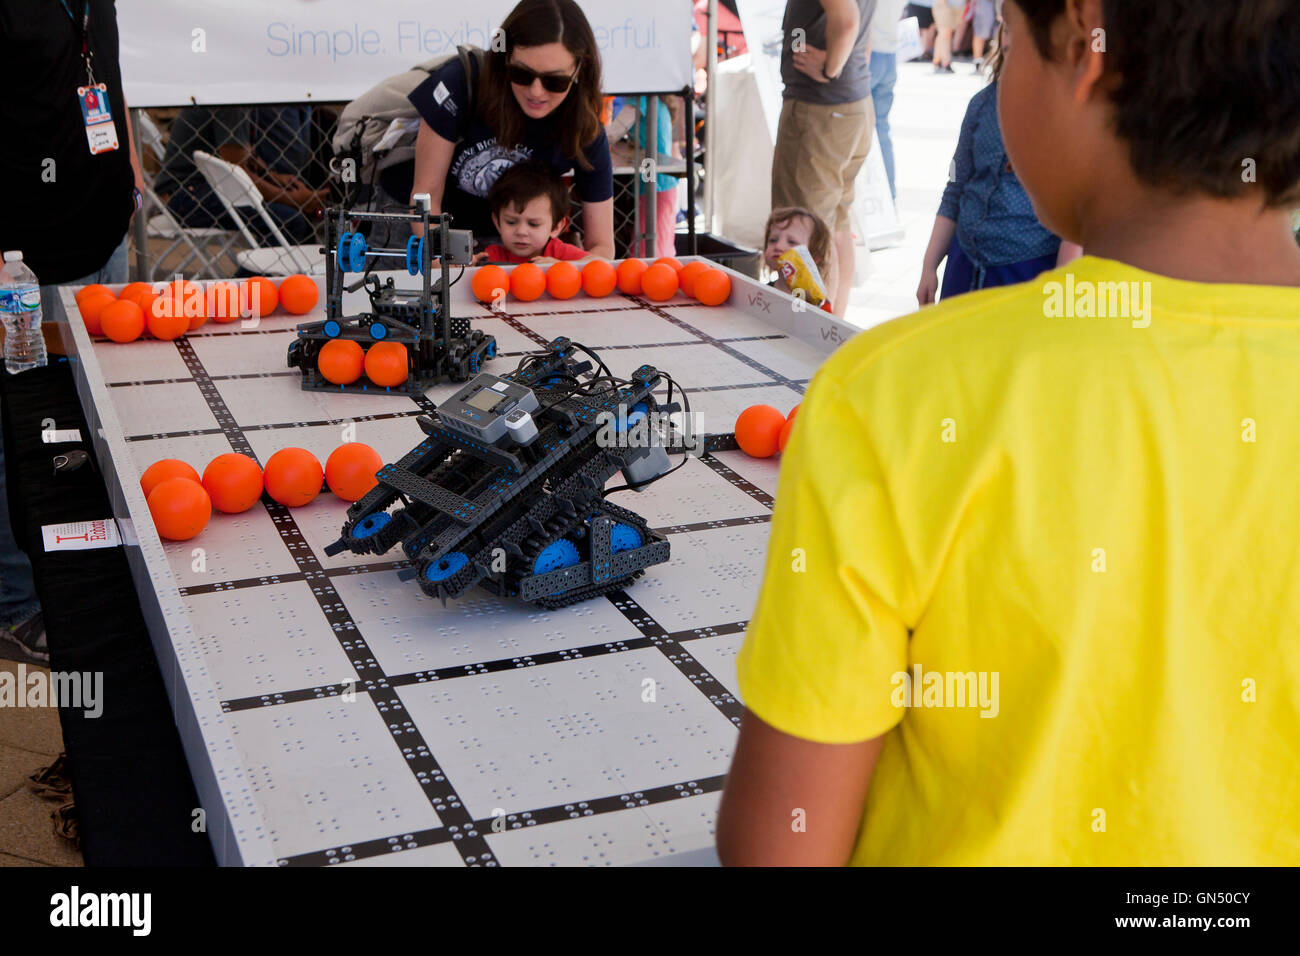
917,8,1081,303
763,207,835,311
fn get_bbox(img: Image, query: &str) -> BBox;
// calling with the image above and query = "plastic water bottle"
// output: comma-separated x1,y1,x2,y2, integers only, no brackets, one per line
0,251,47,374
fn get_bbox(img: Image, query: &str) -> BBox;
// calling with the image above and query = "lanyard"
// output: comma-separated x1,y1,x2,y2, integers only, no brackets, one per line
56,0,96,85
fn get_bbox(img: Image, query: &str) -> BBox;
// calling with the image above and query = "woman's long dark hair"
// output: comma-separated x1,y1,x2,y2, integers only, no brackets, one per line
479,0,605,169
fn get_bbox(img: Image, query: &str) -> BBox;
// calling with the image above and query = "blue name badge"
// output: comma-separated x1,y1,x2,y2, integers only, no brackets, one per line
78,82,119,155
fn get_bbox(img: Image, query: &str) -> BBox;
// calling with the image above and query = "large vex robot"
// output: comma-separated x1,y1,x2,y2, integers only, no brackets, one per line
325,337,684,608
287,197,497,392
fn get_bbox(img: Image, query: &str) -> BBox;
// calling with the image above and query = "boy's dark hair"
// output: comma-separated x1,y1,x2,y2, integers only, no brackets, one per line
488,163,570,224
1011,0,1300,208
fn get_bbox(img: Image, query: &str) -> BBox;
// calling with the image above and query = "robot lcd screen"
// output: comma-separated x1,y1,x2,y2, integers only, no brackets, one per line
466,389,502,413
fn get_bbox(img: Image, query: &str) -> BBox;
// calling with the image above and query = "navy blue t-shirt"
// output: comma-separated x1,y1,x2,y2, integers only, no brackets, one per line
407,56,613,238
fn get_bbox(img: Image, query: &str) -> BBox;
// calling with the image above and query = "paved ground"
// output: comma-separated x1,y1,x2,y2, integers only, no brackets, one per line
845,58,987,331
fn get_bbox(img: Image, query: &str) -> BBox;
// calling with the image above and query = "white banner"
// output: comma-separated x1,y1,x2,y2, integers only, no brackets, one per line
117,0,694,106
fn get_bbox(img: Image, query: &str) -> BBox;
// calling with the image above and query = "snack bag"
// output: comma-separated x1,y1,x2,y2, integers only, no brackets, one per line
777,245,833,312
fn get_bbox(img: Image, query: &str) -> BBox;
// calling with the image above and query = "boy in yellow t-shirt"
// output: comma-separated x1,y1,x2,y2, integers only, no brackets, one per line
718,0,1300,865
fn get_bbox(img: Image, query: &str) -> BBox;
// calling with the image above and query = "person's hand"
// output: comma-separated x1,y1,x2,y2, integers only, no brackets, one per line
917,268,939,306
792,45,830,83
530,256,558,266
470,251,490,266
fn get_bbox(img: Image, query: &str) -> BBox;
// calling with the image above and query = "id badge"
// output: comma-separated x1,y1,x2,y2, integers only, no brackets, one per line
78,82,119,155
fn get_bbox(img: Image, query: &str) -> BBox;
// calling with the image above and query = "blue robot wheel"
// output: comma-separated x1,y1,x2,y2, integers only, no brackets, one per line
353,512,391,539
337,231,367,273
406,235,426,276
485,340,496,359
323,319,342,338
424,551,469,582
369,322,388,341
609,522,642,554
533,539,580,574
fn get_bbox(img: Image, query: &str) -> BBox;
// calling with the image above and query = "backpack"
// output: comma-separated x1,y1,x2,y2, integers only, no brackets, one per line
332,45,485,194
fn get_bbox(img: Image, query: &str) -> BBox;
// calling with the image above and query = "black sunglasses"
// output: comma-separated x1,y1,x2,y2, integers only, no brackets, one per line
507,61,579,94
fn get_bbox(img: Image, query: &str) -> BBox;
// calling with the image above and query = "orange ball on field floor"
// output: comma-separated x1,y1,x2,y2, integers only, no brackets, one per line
325,443,384,502
616,259,647,295
75,284,114,305
206,281,241,323
640,262,679,302
263,448,323,507
100,299,145,343
278,274,318,315
146,297,189,340
317,338,365,385
364,341,409,387
472,265,510,305
140,459,201,499
78,290,117,335
787,403,800,423
778,416,796,453
735,404,787,459
509,262,546,302
202,452,265,514
652,257,684,274
241,276,278,317
581,259,617,297
147,477,211,541
545,261,582,300
165,279,206,330
678,261,710,298
693,268,732,306
119,282,151,302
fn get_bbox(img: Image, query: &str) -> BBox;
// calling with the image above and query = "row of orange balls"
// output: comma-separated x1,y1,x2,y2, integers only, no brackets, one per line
316,339,411,388
735,404,801,459
141,443,383,541
75,274,320,344
471,257,733,307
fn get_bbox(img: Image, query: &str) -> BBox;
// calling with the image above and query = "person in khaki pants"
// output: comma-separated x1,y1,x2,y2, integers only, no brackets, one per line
772,0,878,316
931,0,961,71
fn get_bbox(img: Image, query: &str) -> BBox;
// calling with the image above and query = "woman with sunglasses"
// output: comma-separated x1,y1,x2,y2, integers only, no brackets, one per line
407,0,614,258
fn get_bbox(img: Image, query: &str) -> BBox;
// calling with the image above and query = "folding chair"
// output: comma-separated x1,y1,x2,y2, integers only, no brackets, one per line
135,112,238,279
191,150,326,276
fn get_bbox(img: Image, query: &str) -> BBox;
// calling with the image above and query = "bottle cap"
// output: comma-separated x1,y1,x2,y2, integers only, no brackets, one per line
2,251,21,262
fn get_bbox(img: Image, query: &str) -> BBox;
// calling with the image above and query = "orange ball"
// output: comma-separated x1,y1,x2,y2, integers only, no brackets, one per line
119,282,152,302
364,341,409,387
787,403,800,423
140,459,201,499
202,453,264,514
100,299,145,343
147,477,211,541
778,416,796,453
472,265,510,305
735,404,787,458
546,261,582,300
640,263,680,302
581,259,617,297
263,448,323,507
146,296,189,340
325,443,384,502
75,283,114,305
653,257,684,274
616,259,648,295
694,268,732,306
165,279,206,330
278,274,318,315
241,276,278,317
318,338,365,385
206,281,241,323
509,262,546,302
78,290,117,335
678,261,711,298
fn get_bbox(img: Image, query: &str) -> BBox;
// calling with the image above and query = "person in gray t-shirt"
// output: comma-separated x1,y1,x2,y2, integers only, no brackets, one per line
772,0,878,315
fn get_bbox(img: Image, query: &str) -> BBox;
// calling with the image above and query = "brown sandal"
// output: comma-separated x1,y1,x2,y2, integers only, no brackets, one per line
52,799,80,850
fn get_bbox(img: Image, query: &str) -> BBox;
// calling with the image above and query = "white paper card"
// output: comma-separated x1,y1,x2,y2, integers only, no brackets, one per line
42,519,122,552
